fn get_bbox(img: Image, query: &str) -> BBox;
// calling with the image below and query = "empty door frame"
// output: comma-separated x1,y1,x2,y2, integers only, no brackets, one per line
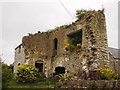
35,60,44,72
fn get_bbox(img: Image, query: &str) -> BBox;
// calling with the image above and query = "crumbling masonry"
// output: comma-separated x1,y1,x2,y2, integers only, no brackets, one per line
14,10,114,77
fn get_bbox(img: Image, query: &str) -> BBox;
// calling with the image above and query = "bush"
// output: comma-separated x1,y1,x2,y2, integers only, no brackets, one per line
77,43,81,48
64,44,75,51
2,63,14,87
15,64,39,83
57,73,71,82
76,9,92,20
117,74,120,80
37,72,46,81
96,68,118,80
112,73,120,80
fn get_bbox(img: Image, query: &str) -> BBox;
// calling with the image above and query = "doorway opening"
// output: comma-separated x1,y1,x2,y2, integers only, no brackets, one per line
55,66,65,75
35,61,43,72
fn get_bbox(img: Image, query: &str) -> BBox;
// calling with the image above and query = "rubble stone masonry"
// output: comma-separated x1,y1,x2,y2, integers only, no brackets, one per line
14,10,114,77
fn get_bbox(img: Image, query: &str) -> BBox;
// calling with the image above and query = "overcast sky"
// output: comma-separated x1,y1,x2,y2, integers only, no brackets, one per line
0,0,119,65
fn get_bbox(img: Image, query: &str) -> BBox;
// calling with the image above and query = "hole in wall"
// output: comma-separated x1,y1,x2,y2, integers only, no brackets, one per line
35,61,43,72
52,38,58,57
55,66,65,75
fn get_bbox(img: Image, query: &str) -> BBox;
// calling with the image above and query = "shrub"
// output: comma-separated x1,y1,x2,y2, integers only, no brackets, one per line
90,81,98,90
55,24,69,29
2,63,14,87
77,43,81,48
37,72,46,80
15,64,39,83
117,74,120,80
57,73,70,82
113,73,120,80
64,44,74,51
96,68,118,80
76,9,92,20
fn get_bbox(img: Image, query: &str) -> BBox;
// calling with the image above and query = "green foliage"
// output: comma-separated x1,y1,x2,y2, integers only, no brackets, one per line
112,73,120,80
47,24,69,33
68,30,82,48
2,63,14,87
5,79,55,88
15,64,39,83
69,36,82,47
76,9,92,20
37,72,46,80
96,68,118,80
55,24,69,30
90,81,98,90
57,73,70,82
77,43,81,48
117,74,120,80
65,30,82,51
64,43,75,51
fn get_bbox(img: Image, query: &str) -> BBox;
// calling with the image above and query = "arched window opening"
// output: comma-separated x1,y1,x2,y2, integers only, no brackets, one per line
52,38,58,57
54,38,58,50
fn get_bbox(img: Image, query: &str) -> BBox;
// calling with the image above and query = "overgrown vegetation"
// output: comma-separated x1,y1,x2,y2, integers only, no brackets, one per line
64,43,81,52
57,73,70,82
2,63,55,88
3,78,55,88
55,24,70,30
15,64,39,83
90,81,98,90
2,63,14,88
68,32,82,46
76,9,93,20
65,30,82,51
96,68,119,80
64,43,75,51
47,24,70,33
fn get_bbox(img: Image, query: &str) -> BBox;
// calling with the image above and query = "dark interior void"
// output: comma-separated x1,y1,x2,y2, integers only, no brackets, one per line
55,67,65,75
68,30,82,46
18,63,20,66
54,38,58,50
52,38,58,57
35,62,43,72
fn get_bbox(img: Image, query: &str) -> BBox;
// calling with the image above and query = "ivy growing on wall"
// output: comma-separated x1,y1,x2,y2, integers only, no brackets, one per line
76,9,93,20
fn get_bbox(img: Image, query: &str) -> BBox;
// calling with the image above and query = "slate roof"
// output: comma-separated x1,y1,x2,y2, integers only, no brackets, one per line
108,47,120,58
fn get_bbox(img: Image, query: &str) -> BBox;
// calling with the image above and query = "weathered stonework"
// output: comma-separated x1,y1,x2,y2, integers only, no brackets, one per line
109,52,120,75
14,44,26,73
14,10,113,77
57,80,120,88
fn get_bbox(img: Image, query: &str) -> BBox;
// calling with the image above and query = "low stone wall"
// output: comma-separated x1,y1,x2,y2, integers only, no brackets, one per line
58,80,120,89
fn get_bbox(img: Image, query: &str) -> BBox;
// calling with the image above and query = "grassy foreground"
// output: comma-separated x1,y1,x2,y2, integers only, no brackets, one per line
3,79,56,88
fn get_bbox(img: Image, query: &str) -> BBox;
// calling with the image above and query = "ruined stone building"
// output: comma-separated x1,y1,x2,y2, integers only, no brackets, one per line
14,10,119,77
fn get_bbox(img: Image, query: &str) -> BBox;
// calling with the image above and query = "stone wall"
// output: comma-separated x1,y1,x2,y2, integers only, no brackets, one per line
14,10,112,77
51,10,111,76
109,52,120,75
58,80,120,88
14,44,26,73
22,32,49,64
